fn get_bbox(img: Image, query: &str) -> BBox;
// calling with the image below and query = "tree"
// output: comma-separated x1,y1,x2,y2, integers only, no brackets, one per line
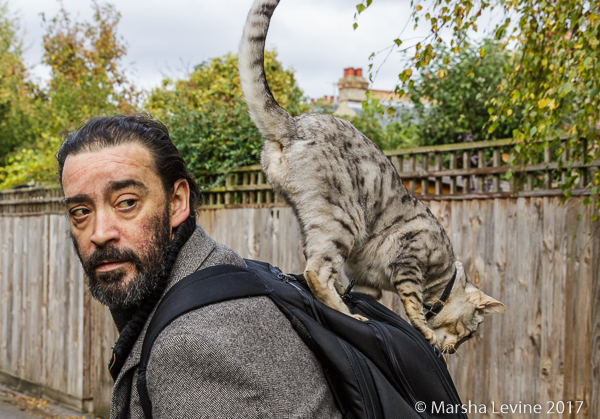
0,3,39,162
408,39,521,146
40,1,138,131
355,0,600,212
0,1,139,189
145,50,309,187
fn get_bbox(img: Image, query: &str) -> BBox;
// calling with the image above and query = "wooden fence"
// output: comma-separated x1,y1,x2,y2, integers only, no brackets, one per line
0,138,598,418
198,138,599,208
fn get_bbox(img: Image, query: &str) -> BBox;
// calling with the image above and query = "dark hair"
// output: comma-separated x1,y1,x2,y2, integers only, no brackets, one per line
56,114,202,213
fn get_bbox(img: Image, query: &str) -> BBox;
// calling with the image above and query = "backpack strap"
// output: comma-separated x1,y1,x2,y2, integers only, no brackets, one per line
136,264,271,419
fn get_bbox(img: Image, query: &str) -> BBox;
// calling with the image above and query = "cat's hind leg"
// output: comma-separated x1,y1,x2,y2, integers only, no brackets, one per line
304,243,367,322
391,257,437,344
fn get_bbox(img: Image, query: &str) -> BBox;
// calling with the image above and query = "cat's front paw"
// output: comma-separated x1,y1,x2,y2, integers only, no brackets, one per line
351,314,369,322
423,329,437,345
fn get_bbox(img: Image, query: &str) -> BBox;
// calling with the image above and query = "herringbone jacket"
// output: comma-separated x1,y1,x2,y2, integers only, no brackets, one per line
109,225,341,418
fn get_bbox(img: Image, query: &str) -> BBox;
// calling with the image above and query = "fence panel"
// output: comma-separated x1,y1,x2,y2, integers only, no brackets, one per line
196,197,599,419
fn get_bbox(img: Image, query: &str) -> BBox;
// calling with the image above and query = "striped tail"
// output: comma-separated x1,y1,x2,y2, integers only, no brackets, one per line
238,0,292,144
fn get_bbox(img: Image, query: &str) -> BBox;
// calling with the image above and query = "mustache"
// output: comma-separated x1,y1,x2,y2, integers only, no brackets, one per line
83,246,142,273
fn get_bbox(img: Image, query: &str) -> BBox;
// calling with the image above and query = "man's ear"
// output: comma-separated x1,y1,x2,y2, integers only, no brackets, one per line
169,179,190,231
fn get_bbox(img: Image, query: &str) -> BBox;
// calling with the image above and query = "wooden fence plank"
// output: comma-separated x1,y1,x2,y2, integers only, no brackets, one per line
590,209,600,418
505,199,519,411
564,199,580,415
527,198,543,417
573,203,592,417
551,197,567,405
490,198,507,408
11,216,23,375
540,196,556,409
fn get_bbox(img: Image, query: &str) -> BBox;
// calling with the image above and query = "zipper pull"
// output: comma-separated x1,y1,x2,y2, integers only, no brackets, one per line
277,273,297,283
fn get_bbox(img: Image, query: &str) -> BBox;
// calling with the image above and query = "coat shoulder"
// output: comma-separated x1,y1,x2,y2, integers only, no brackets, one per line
146,296,341,418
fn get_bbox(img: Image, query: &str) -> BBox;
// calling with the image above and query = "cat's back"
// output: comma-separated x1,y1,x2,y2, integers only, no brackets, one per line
285,113,392,180
292,113,383,156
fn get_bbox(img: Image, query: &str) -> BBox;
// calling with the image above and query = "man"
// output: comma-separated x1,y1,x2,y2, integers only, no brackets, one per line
58,114,341,418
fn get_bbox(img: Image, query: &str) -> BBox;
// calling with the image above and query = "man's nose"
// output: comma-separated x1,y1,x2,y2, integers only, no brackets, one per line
90,210,120,247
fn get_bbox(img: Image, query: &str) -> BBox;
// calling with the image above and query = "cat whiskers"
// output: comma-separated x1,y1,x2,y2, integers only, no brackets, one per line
453,347,465,361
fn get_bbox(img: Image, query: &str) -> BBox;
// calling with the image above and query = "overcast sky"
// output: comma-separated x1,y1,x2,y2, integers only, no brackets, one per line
13,0,433,100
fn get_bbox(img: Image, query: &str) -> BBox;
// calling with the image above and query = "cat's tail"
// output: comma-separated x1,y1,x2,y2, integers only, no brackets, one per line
239,0,292,144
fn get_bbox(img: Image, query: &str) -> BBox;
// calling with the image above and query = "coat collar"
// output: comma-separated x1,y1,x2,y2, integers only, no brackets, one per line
111,224,217,386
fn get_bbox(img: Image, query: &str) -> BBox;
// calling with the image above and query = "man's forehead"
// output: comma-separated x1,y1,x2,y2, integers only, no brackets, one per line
62,144,157,197
65,143,153,168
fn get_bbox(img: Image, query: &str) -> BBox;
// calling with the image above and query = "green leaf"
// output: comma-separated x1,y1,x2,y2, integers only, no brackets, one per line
356,4,366,14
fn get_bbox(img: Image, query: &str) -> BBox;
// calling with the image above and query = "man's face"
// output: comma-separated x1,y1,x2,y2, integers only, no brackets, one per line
62,143,173,309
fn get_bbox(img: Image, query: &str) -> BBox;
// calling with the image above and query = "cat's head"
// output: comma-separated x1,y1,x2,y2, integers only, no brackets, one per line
427,261,505,354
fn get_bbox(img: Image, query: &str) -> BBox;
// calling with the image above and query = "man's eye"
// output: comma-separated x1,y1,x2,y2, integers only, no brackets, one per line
117,199,137,209
71,208,90,218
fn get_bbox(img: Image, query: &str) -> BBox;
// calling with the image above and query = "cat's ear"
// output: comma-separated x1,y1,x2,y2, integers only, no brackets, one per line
478,293,506,314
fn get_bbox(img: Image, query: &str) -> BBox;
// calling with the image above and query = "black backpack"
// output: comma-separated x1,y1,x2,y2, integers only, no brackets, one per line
136,260,468,419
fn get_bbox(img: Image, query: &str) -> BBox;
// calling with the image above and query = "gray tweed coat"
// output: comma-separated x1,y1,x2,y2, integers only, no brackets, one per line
110,225,341,418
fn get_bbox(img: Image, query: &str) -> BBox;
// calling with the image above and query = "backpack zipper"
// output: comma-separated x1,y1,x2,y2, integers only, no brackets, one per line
276,272,325,325
338,339,381,419
368,321,430,419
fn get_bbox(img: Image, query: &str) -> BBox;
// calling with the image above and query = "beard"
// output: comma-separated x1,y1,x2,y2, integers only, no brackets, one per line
72,209,172,309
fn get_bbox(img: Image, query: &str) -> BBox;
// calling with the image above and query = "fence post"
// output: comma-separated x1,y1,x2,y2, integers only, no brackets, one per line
409,155,416,195
544,145,551,190
435,153,442,195
449,152,457,194
463,150,471,193
421,153,429,195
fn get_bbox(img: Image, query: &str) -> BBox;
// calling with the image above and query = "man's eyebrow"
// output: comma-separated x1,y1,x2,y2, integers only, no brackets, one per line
107,179,149,195
63,194,91,207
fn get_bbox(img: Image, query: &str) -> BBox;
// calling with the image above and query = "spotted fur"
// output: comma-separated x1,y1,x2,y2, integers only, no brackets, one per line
238,0,505,350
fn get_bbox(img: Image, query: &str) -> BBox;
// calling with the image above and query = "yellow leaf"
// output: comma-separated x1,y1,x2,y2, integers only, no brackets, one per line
538,98,549,108
416,5,422,11
507,109,513,116
478,48,486,58
530,93,535,100
437,70,444,78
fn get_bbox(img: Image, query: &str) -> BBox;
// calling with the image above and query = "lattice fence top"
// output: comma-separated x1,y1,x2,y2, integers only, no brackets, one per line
198,138,598,209
0,187,64,216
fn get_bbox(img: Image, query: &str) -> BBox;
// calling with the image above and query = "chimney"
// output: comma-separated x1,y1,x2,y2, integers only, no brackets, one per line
336,66,369,112
310,98,315,104
329,96,334,102
344,67,357,77
323,95,328,101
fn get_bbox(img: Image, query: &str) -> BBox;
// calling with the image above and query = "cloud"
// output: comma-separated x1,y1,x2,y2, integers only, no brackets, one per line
17,0,419,98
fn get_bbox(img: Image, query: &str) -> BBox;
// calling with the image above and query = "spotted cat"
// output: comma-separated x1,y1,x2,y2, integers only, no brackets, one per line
238,0,505,352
